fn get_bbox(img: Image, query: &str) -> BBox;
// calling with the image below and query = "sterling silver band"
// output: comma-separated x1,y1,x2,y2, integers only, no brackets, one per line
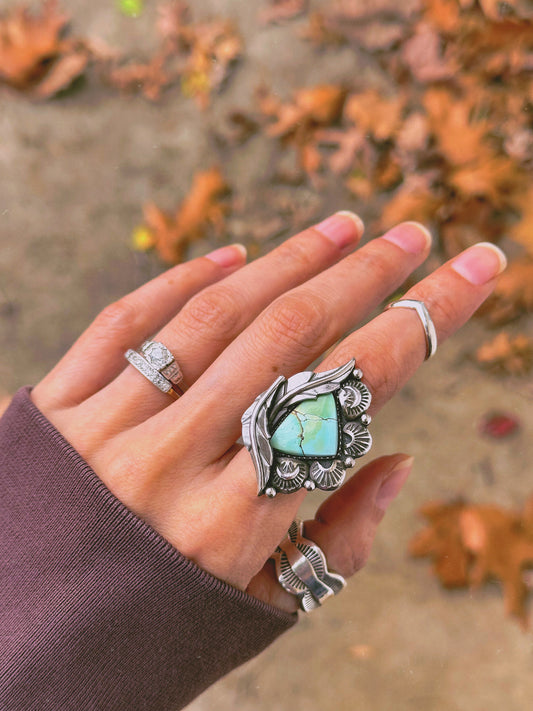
385,299,437,360
271,520,346,612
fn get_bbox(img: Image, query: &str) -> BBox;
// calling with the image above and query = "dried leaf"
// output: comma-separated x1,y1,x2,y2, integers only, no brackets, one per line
344,90,405,142
259,0,308,25
107,53,172,101
0,0,69,89
139,167,229,264
478,411,521,439
509,188,533,255
401,22,457,82
409,501,470,587
481,258,533,324
475,331,533,375
411,498,533,627
33,49,87,98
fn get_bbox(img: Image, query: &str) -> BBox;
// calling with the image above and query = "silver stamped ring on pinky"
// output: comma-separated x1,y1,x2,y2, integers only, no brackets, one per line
241,360,373,497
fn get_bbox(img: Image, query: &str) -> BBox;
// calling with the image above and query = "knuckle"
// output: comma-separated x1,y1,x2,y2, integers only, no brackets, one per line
180,286,242,338
94,299,139,339
262,293,327,352
275,236,318,273
425,293,458,339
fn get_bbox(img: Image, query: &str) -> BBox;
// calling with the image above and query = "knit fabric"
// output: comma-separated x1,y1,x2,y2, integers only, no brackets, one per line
0,389,296,710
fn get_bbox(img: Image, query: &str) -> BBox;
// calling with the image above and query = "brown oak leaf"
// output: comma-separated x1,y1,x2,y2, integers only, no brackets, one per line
139,167,229,264
411,499,533,627
475,331,533,375
0,0,69,89
480,257,533,324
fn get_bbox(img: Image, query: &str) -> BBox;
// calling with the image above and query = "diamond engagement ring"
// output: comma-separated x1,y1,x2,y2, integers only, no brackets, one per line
271,520,346,612
385,299,437,360
125,340,183,399
241,359,372,497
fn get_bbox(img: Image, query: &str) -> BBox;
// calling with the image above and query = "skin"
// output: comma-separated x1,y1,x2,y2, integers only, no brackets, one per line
31,215,504,614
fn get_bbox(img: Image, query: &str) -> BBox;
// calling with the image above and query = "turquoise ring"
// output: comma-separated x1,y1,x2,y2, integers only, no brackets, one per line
241,360,372,497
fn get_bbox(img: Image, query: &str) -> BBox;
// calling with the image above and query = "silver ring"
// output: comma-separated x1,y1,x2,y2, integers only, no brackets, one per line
271,520,346,612
141,340,184,388
241,360,372,498
385,299,437,360
125,340,183,398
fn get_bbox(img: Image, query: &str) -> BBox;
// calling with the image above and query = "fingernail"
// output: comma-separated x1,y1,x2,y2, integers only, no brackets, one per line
205,243,247,268
451,242,507,285
382,221,432,254
375,456,414,512
315,211,364,250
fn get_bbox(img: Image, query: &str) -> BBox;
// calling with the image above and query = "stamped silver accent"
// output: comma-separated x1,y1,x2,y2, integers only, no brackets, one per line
309,460,346,490
343,421,372,458
338,381,371,419
272,520,346,612
270,458,309,493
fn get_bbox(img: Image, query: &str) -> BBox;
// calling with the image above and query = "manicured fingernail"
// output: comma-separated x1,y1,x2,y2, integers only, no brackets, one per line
375,456,414,512
205,243,247,268
315,211,364,250
451,242,507,285
382,221,432,254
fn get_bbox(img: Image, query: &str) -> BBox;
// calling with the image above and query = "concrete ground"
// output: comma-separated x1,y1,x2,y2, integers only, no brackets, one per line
1,1,532,709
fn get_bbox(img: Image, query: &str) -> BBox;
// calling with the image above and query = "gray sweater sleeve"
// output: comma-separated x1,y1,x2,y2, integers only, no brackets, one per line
0,388,296,710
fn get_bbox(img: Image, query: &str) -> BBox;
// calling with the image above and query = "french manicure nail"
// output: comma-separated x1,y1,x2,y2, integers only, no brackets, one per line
205,243,247,268
315,211,364,250
382,221,433,254
375,456,414,512
451,242,507,285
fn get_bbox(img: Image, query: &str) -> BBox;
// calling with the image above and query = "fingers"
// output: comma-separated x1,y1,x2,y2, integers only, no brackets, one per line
89,212,365,424
151,221,431,460
320,242,507,413
33,245,247,409
246,454,414,612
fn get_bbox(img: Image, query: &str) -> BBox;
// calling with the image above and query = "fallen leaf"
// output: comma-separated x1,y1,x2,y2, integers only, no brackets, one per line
33,48,88,98
344,90,406,142
480,257,533,324
259,0,308,25
402,22,457,82
107,53,172,101
411,498,533,627
0,0,71,90
475,331,533,375
478,0,533,21
409,500,470,587
478,411,521,439
139,167,229,264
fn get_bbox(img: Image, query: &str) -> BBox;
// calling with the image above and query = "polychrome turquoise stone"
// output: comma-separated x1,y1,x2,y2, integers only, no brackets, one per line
270,393,338,457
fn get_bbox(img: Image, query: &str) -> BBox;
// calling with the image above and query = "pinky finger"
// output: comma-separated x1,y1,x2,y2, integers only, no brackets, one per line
247,453,414,613
33,244,247,408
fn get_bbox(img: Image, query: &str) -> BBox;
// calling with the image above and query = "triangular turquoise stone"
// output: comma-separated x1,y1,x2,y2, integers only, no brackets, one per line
270,393,338,457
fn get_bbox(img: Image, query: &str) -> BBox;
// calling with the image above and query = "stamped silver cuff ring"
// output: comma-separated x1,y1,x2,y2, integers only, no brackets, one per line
271,520,346,612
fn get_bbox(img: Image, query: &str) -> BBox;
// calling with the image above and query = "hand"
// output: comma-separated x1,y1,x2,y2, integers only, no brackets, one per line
31,213,506,612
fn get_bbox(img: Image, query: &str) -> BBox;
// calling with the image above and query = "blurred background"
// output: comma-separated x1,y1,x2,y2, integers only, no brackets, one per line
0,1,532,709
